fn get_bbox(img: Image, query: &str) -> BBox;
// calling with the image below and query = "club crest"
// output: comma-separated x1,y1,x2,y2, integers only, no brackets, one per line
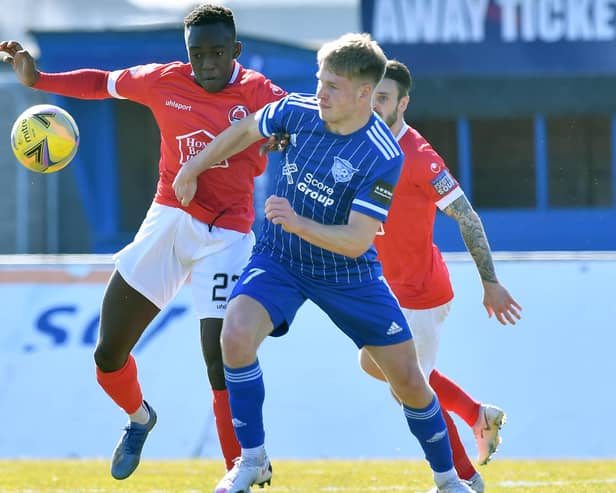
331,156,359,183
228,105,249,123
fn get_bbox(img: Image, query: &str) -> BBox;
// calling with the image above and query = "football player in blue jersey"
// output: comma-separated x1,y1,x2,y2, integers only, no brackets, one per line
173,33,475,493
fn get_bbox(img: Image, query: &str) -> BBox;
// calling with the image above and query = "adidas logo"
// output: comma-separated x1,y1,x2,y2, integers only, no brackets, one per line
386,321,403,336
426,429,447,443
232,418,247,428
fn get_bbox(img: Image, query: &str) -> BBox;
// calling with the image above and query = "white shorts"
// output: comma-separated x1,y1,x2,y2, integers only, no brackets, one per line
114,202,255,319
403,302,452,377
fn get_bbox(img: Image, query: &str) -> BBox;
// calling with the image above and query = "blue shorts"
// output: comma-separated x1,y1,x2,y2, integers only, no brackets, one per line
229,254,412,348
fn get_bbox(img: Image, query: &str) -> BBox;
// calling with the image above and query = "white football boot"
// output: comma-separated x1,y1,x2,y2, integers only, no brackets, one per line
473,404,507,465
431,478,476,492
214,454,272,493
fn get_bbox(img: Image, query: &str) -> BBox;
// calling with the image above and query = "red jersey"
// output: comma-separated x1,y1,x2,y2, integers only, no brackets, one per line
374,124,464,309
107,61,285,233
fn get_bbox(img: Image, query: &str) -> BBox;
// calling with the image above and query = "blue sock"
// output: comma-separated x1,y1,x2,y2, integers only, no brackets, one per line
403,396,453,472
224,360,265,448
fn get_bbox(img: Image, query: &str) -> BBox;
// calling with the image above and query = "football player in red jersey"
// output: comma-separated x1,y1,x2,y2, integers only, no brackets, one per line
1,3,285,481
360,60,523,493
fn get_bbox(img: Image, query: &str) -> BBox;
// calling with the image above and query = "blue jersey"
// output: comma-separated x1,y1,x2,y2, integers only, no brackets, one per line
255,93,403,284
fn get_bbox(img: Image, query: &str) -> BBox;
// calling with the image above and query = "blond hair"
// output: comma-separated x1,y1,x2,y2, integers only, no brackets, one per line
317,33,387,86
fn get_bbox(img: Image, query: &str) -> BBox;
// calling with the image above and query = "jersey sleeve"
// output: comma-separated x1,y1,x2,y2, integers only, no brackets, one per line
106,63,164,105
351,154,403,222
416,148,463,210
257,95,290,137
33,69,110,100
253,77,287,108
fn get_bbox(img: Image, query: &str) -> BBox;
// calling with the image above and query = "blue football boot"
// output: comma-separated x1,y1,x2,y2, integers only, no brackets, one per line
111,400,157,479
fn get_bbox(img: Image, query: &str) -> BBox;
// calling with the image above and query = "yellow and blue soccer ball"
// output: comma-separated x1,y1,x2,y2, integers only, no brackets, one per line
10,104,80,173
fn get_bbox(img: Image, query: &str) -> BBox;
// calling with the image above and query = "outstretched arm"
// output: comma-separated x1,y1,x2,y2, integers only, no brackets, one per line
173,109,265,207
1,40,111,99
442,194,522,325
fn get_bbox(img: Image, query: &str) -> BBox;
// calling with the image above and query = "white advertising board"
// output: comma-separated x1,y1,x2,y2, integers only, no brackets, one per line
1,256,614,459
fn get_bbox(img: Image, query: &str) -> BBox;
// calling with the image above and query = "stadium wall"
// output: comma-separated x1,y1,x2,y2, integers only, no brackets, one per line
0,253,613,459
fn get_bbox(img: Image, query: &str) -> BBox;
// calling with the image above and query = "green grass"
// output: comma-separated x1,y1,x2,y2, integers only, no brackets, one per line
0,459,614,492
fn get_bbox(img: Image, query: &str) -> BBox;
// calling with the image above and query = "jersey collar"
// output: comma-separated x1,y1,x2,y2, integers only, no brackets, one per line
395,123,409,142
228,61,240,85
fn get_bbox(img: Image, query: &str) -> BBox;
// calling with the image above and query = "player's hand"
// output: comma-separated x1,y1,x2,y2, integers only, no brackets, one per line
265,195,301,233
0,40,39,87
172,165,198,207
259,132,290,156
482,280,522,325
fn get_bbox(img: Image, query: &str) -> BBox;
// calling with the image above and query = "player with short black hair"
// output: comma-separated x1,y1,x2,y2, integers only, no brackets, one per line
1,2,286,481
184,3,236,36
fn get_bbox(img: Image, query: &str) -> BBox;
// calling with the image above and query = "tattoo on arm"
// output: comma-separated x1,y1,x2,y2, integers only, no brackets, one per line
443,195,498,283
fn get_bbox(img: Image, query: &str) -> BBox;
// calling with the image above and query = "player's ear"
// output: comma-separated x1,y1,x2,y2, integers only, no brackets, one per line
233,41,242,59
399,95,410,113
360,82,373,101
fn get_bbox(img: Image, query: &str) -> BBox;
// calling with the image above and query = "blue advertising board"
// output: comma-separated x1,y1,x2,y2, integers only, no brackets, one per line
361,0,616,76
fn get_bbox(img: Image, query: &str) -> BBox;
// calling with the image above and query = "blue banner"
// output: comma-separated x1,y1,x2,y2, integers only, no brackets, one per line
361,0,616,76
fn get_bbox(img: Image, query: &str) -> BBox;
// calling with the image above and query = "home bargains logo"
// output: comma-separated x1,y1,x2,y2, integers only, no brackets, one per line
176,129,228,168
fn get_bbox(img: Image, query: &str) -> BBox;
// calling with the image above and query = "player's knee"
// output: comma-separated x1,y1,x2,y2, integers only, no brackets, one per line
390,367,430,404
220,322,257,367
93,343,126,372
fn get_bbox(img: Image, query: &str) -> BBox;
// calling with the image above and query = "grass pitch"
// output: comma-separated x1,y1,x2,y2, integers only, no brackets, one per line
0,459,614,492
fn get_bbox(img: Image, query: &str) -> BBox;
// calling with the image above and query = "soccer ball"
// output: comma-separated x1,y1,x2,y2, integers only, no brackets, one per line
10,104,80,173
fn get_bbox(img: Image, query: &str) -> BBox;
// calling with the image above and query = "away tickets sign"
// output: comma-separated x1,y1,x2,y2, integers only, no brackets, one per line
361,0,616,75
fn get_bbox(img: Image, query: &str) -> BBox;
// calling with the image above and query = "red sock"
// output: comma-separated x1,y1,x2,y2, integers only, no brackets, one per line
212,389,241,471
96,354,143,414
430,369,480,428
443,409,477,481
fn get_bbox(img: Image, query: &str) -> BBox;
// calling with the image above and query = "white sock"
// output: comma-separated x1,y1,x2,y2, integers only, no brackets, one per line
433,468,459,487
129,402,150,425
241,445,266,465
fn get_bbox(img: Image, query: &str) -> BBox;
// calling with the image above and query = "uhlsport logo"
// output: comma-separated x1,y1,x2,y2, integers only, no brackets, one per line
332,156,359,183
228,105,249,123
165,99,192,111
176,129,228,168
